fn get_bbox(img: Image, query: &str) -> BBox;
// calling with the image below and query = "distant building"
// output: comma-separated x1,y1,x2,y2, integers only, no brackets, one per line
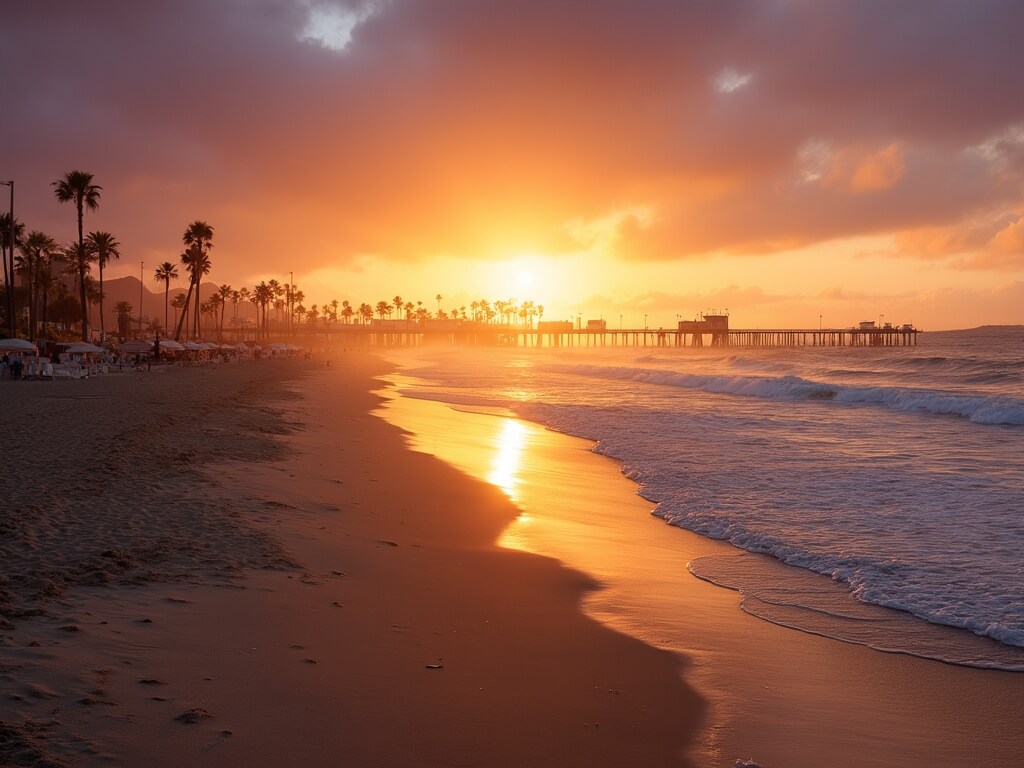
586,319,607,331
858,321,876,330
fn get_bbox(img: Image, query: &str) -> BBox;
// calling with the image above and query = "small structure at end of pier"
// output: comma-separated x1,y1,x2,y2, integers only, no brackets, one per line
678,312,730,346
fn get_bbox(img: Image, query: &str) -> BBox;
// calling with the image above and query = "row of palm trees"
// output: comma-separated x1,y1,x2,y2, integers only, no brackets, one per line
0,169,120,343
1,169,550,344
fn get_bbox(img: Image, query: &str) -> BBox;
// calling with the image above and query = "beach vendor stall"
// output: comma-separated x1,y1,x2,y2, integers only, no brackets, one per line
0,338,39,380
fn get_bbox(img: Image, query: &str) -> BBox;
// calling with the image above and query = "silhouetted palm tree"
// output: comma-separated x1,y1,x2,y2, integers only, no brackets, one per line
252,281,274,340
184,221,214,335
174,221,214,340
216,284,232,341
85,231,120,340
16,231,57,341
171,292,186,329
1,213,25,336
52,170,101,340
113,300,133,340
153,261,179,334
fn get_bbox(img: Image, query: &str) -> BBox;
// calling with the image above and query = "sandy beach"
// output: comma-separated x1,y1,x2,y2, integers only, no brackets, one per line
1,355,698,767
3,352,1022,767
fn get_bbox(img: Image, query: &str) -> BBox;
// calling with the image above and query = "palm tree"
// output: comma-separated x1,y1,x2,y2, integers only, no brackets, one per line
153,261,179,334
290,288,305,331
52,170,101,340
114,300,133,340
435,293,442,316
170,292,186,329
216,284,232,342
201,299,218,334
252,281,275,340
174,221,214,341
37,268,58,337
16,231,57,341
85,231,120,340
85,277,102,331
1,213,25,336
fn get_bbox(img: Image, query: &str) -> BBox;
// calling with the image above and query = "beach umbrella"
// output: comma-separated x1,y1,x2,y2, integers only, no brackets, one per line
118,339,154,354
0,338,38,353
67,342,104,354
183,341,204,350
158,339,185,351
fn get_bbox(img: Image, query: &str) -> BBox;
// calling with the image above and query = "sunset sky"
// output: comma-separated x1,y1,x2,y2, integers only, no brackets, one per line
4,1,1023,330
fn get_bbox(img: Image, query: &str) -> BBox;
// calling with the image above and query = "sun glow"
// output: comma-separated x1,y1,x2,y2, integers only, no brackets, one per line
515,270,535,290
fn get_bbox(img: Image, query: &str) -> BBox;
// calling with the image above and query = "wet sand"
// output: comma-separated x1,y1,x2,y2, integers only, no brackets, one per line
1,355,699,766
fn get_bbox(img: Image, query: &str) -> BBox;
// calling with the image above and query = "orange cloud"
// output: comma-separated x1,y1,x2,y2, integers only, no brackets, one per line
850,144,906,192
991,214,1024,253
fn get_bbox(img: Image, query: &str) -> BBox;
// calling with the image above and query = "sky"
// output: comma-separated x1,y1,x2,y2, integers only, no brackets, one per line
3,0,1023,330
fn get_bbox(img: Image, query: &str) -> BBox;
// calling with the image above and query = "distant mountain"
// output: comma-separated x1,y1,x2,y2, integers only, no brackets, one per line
99,276,257,332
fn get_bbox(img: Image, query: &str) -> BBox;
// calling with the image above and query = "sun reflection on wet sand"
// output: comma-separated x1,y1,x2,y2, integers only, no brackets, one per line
486,418,527,502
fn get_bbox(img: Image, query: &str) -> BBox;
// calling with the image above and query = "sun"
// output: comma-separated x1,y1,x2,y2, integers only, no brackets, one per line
515,270,535,290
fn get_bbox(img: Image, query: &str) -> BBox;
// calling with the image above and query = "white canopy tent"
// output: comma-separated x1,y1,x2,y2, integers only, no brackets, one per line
0,338,39,354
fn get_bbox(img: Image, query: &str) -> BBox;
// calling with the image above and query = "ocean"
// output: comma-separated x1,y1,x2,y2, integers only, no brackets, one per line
380,325,1024,671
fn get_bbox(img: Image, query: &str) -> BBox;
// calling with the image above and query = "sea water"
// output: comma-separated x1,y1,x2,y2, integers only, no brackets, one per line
382,326,1024,670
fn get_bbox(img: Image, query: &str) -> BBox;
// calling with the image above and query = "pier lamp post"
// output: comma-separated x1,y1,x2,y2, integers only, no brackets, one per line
2,180,14,339
619,314,622,329
819,314,822,331
644,313,648,330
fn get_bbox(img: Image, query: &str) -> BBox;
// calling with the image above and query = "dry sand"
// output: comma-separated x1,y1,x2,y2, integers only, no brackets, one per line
1,355,699,767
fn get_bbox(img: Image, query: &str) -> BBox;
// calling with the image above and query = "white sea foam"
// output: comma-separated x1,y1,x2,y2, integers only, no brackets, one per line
549,364,1024,425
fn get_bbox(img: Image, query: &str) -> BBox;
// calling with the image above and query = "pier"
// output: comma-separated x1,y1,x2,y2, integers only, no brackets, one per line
305,319,919,348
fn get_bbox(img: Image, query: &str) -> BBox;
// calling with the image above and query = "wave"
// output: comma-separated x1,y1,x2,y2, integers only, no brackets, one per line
657,507,1024,652
688,554,1024,670
550,364,1024,425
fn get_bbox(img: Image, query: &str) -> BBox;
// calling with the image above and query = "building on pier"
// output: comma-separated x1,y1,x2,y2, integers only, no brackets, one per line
677,312,730,346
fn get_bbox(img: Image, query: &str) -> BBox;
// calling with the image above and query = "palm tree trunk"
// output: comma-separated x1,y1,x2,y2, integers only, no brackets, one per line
164,281,169,333
193,277,201,339
174,279,194,341
98,260,105,340
77,199,88,341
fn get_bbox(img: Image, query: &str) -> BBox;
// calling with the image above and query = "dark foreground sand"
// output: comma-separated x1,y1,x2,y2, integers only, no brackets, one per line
1,355,699,766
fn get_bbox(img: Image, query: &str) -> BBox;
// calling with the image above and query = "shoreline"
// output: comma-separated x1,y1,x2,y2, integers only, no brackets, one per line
376,365,1024,767
1,354,702,766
